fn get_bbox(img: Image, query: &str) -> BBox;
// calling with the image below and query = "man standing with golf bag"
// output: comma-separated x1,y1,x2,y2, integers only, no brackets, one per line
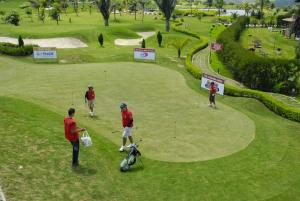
119,103,134,152
64,108,86,168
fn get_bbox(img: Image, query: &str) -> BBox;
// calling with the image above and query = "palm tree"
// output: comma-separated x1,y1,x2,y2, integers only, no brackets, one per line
154,0,177,32
96,0,111,26
168,38,190,58
215,0,223,20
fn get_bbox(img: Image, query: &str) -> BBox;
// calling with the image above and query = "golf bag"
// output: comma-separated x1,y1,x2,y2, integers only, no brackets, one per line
120,144,142,172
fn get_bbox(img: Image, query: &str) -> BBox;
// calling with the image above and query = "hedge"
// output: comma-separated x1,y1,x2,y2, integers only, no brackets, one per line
0,42,35,56
173,22,300,122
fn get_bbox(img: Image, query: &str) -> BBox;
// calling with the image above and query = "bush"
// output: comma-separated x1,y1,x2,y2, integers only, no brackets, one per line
217,16,300,95
0,42,35,56
18,35,24,47
157,31,162,47
98,33,104,47
141,39,145,48
5,11,20,26
296,41,300,59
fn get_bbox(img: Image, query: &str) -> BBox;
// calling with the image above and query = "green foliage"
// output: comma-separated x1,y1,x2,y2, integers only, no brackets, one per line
39,8,45,23
5,11,20,26
0,42,34,56
168,38,190,58
18,35,24,47
174,9,216,17
141,39,145,48
50,8,60,25
157,31,162,47
98,33,104,47
296,41,300,59
217,16,300,95
0,10,5,16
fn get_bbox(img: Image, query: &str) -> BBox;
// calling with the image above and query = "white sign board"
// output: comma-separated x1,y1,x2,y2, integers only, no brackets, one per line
33,47,57,59
134,48,155,61
201,73,225,95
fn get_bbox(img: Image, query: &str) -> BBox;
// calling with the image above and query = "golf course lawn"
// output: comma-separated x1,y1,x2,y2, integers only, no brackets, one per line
0,56,254,162
240,28,297,60
1,81,300,201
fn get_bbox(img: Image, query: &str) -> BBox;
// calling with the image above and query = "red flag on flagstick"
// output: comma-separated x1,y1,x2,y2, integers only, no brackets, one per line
211,43,223,51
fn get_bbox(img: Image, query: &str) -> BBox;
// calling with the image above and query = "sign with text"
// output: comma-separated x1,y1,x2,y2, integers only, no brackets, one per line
211,43,223,51
33,47,57,59
201,73,225,95
134,48,156,61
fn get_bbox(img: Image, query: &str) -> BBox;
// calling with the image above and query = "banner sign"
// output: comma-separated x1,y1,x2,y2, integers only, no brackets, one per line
134,48,156,61
33,47,57,59
201,73,225,95
211,43,223,51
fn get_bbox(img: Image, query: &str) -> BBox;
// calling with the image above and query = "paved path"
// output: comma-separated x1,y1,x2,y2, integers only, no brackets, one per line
192,47,300,110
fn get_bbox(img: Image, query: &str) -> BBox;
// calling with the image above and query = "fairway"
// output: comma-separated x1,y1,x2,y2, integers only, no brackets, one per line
0,56,254,162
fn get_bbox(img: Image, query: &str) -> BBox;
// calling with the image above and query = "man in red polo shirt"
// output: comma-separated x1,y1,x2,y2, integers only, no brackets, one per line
119,103,134,152
64,108,85,168
85,85,96,117
209,82,217,108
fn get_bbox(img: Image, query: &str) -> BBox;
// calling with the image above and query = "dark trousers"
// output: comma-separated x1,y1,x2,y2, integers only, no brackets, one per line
70,140,79,166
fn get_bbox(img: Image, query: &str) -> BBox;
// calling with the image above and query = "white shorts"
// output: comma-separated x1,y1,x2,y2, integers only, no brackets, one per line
122,127,132,138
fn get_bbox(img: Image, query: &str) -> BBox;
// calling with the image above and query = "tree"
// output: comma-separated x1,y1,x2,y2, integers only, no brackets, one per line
50,7,60,25
154,0,177,32
128,0,137,20
207,0,213,11
5,11,20,26
39,7,45,23
139,0,149,22
215,0,223,19
61,0,69,14
96,0,111,26
71,0,79,16
141,39,146,48
168,38,190,58
259,0,264,19
18,35,24,47
111,2,118,21
157,31,162,47
98,33,104,46
28,0,41,15
25,8,33,22
242,2,251,16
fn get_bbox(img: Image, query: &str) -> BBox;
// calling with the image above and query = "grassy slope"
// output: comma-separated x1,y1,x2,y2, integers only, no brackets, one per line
0,56,255,162
1,93,300,201
240,28,297,60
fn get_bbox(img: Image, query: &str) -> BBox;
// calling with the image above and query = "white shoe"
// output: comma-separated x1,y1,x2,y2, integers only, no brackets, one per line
126,144,134,148
119,146,125,152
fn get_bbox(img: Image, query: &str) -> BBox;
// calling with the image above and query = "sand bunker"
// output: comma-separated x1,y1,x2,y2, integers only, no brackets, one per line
0,37,88,48
114,31,156,46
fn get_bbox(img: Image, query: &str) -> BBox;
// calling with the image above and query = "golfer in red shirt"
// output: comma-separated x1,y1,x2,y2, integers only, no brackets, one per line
85,85,96,117
119,103,134,152
64,108,86,168
209,82,217,108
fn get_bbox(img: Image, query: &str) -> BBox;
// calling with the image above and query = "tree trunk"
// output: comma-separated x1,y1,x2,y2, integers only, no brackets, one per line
104,18,109,26
142,4,144,22
165,19,170,32
114,9,116,21
56,19,59,25
178,48,181,58
135,10,136,20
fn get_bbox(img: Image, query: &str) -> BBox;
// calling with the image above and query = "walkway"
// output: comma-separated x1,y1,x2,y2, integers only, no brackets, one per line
0,186,6,201
192,47,300,110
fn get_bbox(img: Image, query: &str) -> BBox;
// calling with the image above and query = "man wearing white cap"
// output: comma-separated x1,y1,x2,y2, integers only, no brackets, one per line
85,85,96,117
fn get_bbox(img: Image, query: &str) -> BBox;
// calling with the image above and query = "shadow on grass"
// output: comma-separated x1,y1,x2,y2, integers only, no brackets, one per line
72,165,97,176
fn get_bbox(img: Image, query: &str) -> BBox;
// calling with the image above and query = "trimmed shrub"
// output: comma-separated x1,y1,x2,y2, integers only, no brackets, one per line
0,42,35,56
157,31,162,47
98,33,104,47
18,35,24,47
141,39,145,48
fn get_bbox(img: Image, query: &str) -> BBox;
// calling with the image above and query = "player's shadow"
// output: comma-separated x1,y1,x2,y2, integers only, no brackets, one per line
126,164,144,173
72,166,97,176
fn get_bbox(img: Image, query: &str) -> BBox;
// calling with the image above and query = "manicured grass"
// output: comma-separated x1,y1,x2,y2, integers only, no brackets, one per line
240,28,297,60
211,52,233,79
0,56,254,162
1,90,300,201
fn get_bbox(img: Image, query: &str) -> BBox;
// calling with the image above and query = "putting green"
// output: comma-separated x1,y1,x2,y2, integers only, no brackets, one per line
0,56,255,162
